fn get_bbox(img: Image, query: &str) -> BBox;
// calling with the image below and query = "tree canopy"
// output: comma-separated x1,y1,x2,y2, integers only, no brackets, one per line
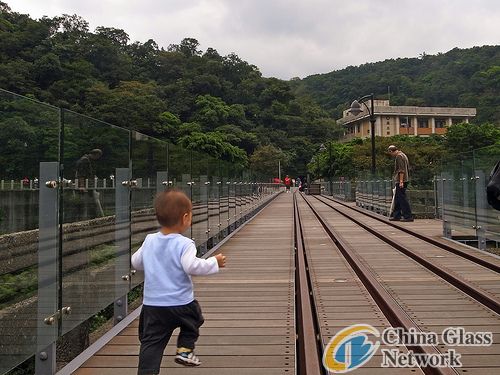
0,3,339,178
0,3,499,181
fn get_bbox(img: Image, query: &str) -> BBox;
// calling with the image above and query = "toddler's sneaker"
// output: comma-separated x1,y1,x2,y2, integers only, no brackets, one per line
175,348,201,366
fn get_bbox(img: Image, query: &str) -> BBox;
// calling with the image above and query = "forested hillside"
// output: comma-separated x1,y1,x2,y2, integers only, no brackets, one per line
292,46,500,123
1,1,499,180
0,2,337,177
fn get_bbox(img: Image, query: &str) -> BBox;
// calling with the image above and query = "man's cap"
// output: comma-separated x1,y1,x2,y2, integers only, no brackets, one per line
388,145,398,152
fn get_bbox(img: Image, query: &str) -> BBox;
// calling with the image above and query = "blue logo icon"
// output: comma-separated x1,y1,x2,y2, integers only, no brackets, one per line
323,324,380,373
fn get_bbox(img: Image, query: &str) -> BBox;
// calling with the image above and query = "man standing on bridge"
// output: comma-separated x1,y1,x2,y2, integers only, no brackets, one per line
388,145,413,222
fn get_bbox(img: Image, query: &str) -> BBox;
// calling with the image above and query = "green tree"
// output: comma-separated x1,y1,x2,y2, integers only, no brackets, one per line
85,81,167,135
249,145,290,180
33,53,63,88
193,95,230,130
214,124,259,154
444,122,500,155
153,111,181,139
168,38,202,57
0,117,38,178
179,131,247,166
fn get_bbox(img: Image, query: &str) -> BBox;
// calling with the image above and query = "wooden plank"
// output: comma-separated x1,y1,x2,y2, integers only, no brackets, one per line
74,193,295,374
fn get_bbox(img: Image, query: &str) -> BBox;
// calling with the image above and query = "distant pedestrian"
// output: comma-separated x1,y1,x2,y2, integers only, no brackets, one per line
132,189,226,373
299,179,308,193
284,175,291,193
388,145,413,222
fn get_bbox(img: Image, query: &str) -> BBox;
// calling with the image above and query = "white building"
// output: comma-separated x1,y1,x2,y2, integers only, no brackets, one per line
338,100,476,141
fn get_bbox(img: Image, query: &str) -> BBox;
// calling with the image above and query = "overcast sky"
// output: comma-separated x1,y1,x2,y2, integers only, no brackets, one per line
6,0,500,79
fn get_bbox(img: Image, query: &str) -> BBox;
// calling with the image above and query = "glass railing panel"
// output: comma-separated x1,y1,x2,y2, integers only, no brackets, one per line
355,165,436,218
207,158,221,247
0,90,60,373
408,167,437,219
226,164,237,228
220,162,231,235
474,144,500,243
355,171,369,209
190,150,209,252
234,182,243,226
373,177,381,214
130,132,169,288
249,181,256,211
240,171,250,216
379,172,392,217
167,143,192,239
321,180,329,196
443,152,476,239
244,181,252,215
60,110,130,336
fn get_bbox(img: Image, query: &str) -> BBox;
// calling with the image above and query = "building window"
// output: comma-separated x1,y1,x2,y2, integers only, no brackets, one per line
452,118,463,125
399,116,411,128
387,131,390,135
435,118,446,128
418,118,429,128
356,124,360,133
386,121,390,125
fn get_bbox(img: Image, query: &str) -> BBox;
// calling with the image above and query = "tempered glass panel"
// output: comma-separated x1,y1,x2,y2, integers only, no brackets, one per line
248,180,258,213
408,166,437,219
241,171,251,216
130,132,168,288
220,162,231,233
0,89,60,373
61,110,130,335
443,152,476,238
208,158,221,245
168,143,192,239
373,176,383,213
234,169,244,223
474,145,500,242
227,166,237,227
191,150,209,249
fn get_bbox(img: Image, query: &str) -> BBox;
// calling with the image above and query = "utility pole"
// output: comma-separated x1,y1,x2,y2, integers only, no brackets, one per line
278,160,281,182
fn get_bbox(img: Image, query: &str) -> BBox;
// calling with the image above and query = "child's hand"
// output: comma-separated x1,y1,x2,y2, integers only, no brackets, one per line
215,253,226,268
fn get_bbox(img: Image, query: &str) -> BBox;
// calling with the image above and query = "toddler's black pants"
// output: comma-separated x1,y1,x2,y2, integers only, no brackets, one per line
137,300,204,375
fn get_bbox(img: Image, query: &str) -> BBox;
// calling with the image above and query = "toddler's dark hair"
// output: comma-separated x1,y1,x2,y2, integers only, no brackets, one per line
154,189,192,227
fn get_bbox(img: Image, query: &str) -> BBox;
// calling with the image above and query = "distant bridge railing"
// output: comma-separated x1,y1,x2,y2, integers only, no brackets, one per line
318,178,437,218
436,144,500,249
318,143,500,249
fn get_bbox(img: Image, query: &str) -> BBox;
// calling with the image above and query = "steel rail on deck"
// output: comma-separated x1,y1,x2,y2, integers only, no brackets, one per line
320,195,500,274
312,194,500,314
293,192,324,375
299,192,460,375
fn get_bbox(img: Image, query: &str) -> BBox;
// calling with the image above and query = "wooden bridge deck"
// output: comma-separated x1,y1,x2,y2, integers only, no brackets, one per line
64,191,500,374
73,193,295,375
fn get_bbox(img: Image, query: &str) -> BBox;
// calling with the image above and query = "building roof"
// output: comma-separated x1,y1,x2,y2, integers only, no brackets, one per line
337,102,476,126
